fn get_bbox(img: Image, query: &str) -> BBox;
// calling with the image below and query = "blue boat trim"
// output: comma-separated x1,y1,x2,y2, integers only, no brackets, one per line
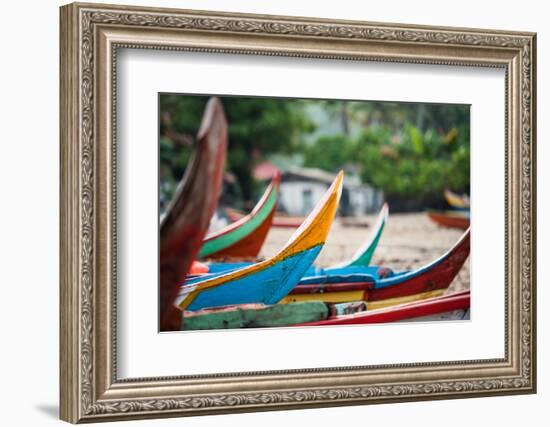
181,244,323,311
299,273,377,285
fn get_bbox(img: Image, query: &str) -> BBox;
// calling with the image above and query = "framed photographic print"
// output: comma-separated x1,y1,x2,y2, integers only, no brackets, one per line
59,2,536,423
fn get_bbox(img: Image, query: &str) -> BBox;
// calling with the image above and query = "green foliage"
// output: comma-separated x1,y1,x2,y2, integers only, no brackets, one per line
409,126,424,155
354,122,470,200
159,95,314,201
303,134,354,172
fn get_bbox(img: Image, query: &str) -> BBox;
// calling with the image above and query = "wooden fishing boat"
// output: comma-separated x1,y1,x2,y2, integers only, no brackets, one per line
201,203,389,275
199,172,280,260
279,228,470,304
182,301,329,330
159,97,228,331
427,210,470,230
294,290,470,326
176,171,344,312
182,300,370,331
182,290,469,330
444,188,470,209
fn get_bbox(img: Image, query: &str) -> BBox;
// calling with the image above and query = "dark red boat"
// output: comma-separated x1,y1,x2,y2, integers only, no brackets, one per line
427,210,470,230
199,172,280,260
159,97,227,331
282,228,470,304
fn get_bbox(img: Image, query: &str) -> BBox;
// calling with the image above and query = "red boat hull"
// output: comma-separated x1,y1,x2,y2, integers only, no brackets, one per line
159,98,227,331
296,290,470,326
289,229,470,302
367,230,469,301
206,207,276,258
202,173,280,259
427,211,470,230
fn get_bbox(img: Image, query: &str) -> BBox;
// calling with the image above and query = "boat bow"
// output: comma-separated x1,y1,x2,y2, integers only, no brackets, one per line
199,171,280,259
177,171,344,311
159,97,227,330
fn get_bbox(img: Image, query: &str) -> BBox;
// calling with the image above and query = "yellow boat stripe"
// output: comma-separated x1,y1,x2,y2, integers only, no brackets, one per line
279,290,366,305
278,289,445,308
367,289,445,310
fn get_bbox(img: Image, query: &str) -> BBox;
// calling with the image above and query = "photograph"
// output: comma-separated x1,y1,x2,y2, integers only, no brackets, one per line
159,94,471,332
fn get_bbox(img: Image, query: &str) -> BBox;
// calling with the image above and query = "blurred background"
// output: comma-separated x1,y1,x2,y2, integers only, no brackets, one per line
159,95,470,217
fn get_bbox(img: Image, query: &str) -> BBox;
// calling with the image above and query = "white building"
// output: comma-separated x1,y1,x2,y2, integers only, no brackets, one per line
279,166,383,216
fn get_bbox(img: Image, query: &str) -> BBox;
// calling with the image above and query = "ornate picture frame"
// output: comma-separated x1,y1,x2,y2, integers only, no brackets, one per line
60,2,536,423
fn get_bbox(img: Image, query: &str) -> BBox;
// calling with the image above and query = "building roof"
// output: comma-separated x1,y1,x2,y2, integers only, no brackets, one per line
253,161,280,180
283,166,336,184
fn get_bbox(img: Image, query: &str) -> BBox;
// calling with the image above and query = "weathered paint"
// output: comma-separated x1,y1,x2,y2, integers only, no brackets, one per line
199,173,280,259
180,245,323,310
182,301,329,330
427,210,470,230
159,97,227,331
176,171,344,311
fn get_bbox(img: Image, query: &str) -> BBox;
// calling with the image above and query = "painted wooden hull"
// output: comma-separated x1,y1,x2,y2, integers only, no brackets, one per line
181,298,390,330
203,203,389,275
182,301,329,330
283,228,470,303
427,211,470,230
295,290,470,326
159,97,227,331
181,291,467,331
199,173,280,260
281,288,446,309
444,188,470,209
176,171,344,312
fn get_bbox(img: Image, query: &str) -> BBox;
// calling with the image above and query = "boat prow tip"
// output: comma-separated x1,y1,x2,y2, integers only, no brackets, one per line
272,169,282,185
197,97,227,141
279,171,344,256
335,169,344,194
